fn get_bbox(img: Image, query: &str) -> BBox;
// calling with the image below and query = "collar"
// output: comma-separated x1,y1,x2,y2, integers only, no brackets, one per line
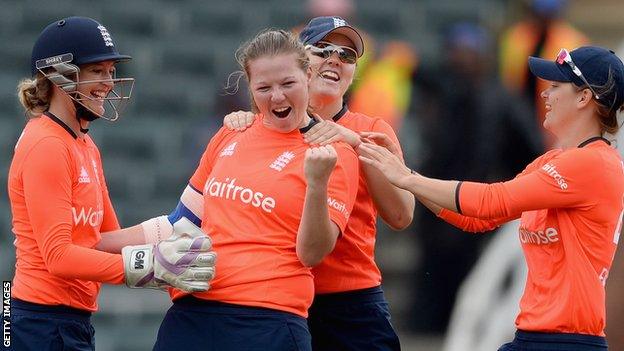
331,103,348,122
44,111,78,139
578,136,610,148
299,114,319,133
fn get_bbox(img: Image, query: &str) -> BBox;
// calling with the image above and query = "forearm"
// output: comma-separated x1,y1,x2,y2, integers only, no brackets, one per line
97,215,173,253
403,174,460,212
297,182,339,267
97,224,145,253
46,242,125,284
363,163,415,230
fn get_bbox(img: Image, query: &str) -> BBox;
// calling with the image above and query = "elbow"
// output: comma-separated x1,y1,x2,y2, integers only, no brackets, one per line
383,210,414,231
298,253,323,268
296,242,335,267
46,259,72,279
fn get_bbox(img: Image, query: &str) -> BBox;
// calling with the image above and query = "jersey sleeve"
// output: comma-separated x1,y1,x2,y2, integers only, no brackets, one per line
370,118,404,159
326,142,360,233
437,208,518,233
22,138,124,284
458,149,598,219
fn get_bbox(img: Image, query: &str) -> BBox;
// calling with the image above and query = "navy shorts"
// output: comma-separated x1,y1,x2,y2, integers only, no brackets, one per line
498,330,608,351
7,298,94,351
153,296,311,351
307,286,400,351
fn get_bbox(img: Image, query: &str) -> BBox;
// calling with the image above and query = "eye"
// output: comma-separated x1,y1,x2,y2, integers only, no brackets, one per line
283,81,295,87
256,86,270,92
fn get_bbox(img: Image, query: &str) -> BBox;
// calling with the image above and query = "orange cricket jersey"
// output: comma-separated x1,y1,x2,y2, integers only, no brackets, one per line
8,113,124,312
312,108,404,293
169,115,360,317
439,137,624,336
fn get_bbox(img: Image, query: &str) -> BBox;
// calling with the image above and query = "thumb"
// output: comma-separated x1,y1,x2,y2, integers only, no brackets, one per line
307,109,323,122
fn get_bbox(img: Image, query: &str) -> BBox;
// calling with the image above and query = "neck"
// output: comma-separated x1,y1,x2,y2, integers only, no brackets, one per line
48,98,87,138
309,95,344,120
556,116,602,149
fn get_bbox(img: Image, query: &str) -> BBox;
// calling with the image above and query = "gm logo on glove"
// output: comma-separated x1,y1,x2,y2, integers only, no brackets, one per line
131,249,149,270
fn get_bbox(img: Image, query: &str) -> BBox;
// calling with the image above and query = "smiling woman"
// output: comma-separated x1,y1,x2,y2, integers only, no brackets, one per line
8,16,215,351
150,29,360,351
357,46,624,351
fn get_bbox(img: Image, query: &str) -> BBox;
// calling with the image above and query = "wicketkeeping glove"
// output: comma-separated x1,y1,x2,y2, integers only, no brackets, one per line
122,217,216,292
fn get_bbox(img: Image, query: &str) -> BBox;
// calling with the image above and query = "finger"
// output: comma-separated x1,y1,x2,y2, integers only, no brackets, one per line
320,135,342,146
192,252,217,266
244,113,254,127
183,281,210,293
358,155,381,170
304,121,330,141
309,111,323,122
188,266,215,281
232,116,242,130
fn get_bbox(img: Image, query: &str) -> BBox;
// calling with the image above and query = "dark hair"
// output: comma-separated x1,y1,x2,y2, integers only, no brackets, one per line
578,68,622,134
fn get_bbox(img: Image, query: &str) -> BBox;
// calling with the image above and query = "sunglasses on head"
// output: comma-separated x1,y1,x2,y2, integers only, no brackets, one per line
305,41,358,64
556,48,600,100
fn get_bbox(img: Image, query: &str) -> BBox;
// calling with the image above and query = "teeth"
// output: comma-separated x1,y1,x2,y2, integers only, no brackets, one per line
321,71,339,81
92,91,107,98
274,107,289,112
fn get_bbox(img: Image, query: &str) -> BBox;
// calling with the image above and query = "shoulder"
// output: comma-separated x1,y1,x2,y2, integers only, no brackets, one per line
344,110,397,135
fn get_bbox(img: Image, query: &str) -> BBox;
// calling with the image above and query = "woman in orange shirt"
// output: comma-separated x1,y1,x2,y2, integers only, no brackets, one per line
148,29,359,351
7,17,214,351
359,46,624,350
224,17,415,351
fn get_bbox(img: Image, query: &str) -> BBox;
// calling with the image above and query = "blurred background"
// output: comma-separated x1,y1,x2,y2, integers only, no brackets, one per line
1,0,623,350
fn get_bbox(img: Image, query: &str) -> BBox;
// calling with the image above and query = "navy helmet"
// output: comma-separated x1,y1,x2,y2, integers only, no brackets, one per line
31,16,131,75
31,17,134,122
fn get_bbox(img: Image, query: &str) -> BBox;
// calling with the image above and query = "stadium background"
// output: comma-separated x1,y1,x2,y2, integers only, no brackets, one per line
1,0,623,350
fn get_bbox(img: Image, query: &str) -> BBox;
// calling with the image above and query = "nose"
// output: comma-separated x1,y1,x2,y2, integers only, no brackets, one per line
540,88,549,99
271,88,285,102
326,50,341,65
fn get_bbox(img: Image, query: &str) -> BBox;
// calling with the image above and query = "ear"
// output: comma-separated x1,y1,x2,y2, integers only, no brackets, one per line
577,88,594,109
306,66,312,82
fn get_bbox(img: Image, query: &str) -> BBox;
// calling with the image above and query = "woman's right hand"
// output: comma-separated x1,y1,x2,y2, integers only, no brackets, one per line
223,110,255,131
304,145,338,185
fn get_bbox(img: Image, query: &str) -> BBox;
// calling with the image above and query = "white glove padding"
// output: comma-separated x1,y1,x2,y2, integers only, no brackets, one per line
122,218,216,292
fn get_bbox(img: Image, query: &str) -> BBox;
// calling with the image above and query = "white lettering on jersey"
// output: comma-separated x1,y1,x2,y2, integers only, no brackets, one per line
269,151,295,171
518,227,560,245
328,197,349,219
78,166,91,184
541,163,568,190
91,159,101,185
219,142,237,157
72,207,104,227
599,267,609,287
204,177,276,213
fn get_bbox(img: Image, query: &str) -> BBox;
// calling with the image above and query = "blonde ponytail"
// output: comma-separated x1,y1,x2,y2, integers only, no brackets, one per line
17,74,52,117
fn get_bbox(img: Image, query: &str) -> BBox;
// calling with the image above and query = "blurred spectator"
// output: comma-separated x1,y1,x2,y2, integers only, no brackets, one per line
349,41,418,131
499,0,588,148
406,22,542,333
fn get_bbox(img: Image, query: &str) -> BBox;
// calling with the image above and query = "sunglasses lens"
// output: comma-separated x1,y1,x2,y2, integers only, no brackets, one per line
311,42,357,64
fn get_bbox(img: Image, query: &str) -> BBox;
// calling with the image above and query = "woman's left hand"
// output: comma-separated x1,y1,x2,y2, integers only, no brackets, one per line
304,119,360,148
357,142,413,189
304,145,338,185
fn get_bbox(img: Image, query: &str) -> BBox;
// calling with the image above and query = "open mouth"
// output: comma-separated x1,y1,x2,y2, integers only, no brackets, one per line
91,90,108,102
272,106,292,118
320,70,340,82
